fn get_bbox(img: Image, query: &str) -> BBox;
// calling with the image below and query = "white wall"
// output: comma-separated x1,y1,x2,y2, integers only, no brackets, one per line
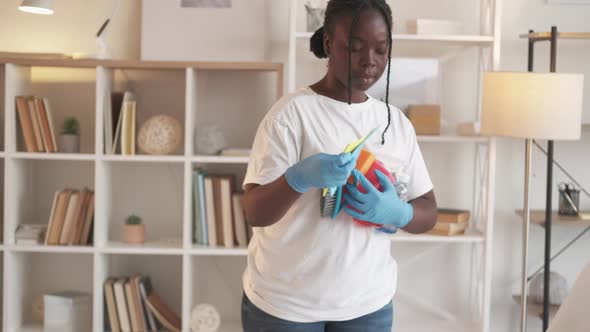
0,0,141,59
140,0,270,61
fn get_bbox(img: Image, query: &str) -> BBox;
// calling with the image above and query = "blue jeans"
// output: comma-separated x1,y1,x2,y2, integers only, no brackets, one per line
241,293,393,332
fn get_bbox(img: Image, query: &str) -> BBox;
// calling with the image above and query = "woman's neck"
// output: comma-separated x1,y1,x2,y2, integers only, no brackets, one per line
310,76,368,104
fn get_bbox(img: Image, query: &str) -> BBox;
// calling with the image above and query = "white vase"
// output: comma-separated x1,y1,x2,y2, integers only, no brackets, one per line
59,134,80,153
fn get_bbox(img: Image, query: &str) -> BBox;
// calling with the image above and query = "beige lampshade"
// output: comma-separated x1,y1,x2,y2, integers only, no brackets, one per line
481,72,584,140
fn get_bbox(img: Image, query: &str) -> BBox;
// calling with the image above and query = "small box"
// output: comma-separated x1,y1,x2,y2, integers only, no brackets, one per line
44,291,91,332
406,19,463,35
405,104,441,135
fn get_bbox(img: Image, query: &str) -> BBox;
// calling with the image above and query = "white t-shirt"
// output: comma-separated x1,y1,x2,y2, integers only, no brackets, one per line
242,86,433,322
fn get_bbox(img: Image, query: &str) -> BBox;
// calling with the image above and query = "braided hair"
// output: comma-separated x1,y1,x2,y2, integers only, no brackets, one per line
310,0,393,145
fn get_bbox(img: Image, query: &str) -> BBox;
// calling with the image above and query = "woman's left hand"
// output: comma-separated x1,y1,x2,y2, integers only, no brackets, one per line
343,169,413,228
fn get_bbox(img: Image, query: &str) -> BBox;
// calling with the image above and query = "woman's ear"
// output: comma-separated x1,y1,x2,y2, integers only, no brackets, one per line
323,33,330,56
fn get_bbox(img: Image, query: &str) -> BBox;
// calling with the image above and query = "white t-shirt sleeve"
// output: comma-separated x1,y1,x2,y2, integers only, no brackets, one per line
243,109,299,189
404,121,433,201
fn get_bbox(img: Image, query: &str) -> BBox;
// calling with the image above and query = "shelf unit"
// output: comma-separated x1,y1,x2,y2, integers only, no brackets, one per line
0,58,283,332
287,0,500,331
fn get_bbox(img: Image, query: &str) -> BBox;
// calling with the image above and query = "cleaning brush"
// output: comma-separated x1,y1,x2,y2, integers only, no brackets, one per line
320,127,378,219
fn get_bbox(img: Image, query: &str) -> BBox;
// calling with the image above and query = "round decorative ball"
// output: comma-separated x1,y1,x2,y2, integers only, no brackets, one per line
529,271,569,305
194,125,227,155
190,303,221,332
137,114,183,155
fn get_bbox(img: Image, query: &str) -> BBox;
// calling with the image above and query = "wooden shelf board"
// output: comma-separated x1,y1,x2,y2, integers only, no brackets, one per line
515,209,590,227
519,32,590,41
0,57,283,72
512,295,560,320
392,230,484,243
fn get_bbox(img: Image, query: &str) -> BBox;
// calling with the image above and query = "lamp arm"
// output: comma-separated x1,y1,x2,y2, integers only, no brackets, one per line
96,0,120,38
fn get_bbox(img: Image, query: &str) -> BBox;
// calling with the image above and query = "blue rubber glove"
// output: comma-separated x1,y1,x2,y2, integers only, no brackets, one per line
343,169,414,228
284,149,361,193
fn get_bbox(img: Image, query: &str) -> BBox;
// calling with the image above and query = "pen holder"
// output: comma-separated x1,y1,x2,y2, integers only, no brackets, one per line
558,183,580,216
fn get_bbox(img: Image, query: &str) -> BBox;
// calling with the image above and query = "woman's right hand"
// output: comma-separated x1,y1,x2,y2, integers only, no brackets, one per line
284,149,361,193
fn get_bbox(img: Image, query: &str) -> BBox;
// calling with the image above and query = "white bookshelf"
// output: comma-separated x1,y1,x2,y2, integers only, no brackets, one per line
0,58,283,332
287,0,500,331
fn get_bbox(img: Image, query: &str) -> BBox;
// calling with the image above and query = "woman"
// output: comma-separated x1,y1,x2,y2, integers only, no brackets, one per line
241,0,438,331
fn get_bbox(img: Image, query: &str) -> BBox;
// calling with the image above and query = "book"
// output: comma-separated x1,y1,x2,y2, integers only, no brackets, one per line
15,96,37,152
145,292,181,332
113,278,131,332
437,209,471,223
46,189,73,245
27,98,44,152
108,92,125,154
15,224,46,245
121,99,137,155
125,279,141,332
137,276,158,332
104,278,121,332
114,91,135,154
36,98,56,152
131,275,149,332
79,192,95,245
193,169,208,245
428,221,468,236
32,98,50,152
232,192,248,247
104,90,113,154
70,188,91,245
43,98,59,152
43,191,60,245
203,176,217,246
59,190,81,245
212,176,235,248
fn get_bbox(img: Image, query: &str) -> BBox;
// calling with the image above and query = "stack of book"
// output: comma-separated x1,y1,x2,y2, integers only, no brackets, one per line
104,91,136,155
427,208,470,236
44,187,95,246
15,96,58,153
15,224,47,245
104,274,181,332
192,168,251,248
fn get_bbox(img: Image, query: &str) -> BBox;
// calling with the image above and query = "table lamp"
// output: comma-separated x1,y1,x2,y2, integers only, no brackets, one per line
480,71,584,332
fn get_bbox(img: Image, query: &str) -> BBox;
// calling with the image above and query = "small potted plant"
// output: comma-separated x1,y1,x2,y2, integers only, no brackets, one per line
123,214,145,244
59,116,80,153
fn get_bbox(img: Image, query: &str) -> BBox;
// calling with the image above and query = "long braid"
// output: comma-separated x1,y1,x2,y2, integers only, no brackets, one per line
347,3,365,105
374,1,393,144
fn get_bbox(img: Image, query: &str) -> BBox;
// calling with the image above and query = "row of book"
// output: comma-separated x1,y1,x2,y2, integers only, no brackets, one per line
426,208,471,236
15,95,59,153
192,169,252,248
104,91,137,155
45,187,95,245
105,274,181,332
